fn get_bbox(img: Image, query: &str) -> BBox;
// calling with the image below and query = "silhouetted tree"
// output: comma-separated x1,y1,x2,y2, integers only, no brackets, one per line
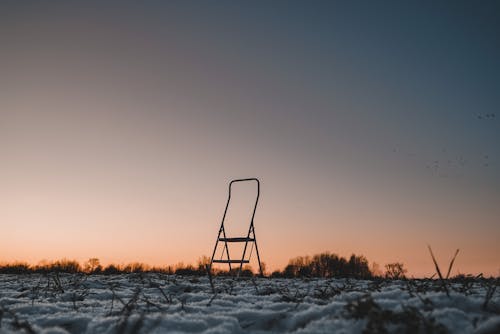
84,258,102,274
385,262,407,280
347,254,371,279
281,252,372,279
197,256,211,274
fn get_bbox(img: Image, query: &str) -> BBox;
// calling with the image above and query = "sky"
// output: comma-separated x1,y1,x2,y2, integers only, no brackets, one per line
1,1,499,277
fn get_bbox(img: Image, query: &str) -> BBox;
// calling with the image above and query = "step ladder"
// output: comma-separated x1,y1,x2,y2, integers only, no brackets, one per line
209,178,263,277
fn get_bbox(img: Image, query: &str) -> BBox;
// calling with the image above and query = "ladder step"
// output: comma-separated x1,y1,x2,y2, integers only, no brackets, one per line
212,260,250,264
218,237,255,242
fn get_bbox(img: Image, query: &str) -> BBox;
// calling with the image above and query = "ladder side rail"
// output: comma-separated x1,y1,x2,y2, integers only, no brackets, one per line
252,227,264,277
231,178,260,277
221,225,232,271
209,226,223,272
248,180,263,276
209,182,233,272
237,239,250,278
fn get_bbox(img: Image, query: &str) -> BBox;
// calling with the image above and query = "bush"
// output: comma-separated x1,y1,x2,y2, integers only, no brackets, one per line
175,264,199,276
0,263,31,274
385,263,407,280
102,264,121,275
51,259,81,273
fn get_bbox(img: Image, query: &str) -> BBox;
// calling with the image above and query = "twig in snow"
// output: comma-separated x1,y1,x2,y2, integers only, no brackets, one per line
445,249,460,279
251,277,259,294
205,264,216,295
427,245,450,297
483,283,497,311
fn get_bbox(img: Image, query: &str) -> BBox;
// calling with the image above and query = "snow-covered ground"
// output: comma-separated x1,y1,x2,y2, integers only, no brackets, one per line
0,274,498,333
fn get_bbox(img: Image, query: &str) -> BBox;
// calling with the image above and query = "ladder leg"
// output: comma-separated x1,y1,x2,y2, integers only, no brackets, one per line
222,228,232,272
252,228,264,277
209,226,224,272
237,225,254,278
237,241,248,278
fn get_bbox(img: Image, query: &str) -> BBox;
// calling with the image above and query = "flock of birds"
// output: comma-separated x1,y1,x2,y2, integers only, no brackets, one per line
476,113,496,120
424,154,490,178
393,113,496,178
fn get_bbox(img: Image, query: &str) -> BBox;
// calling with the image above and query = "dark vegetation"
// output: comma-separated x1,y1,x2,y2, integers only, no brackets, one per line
271,252,372,279
0,252,374,278
0,248,497,281
0,257,222,276
0,259,192,276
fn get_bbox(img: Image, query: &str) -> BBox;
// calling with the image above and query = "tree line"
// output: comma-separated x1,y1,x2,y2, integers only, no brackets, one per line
0,253,408,279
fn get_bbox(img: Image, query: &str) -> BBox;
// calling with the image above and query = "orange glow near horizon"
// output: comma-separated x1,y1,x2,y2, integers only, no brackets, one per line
1,145,499,277
2,178,499,277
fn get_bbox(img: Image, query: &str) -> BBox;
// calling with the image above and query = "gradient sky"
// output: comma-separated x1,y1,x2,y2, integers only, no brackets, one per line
1,1,499,277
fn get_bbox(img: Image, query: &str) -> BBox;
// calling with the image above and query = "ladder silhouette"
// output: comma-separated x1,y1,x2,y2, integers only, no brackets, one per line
209,178,263,277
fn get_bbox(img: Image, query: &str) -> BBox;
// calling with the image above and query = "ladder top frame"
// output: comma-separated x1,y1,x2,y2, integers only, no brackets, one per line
226,178,260,229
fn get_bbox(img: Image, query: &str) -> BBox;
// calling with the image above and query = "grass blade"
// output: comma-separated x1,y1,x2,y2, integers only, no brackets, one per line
427,245,450,297
445,249,459,279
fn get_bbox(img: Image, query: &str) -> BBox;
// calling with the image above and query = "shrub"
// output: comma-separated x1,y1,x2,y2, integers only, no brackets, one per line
385,263,407,280
0,262,31,274
102,264,121,275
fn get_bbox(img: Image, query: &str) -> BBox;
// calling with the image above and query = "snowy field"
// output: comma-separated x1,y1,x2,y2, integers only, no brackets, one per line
0,274,499,333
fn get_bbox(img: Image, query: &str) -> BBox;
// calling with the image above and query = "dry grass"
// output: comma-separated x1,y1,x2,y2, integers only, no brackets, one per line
427,245,460,297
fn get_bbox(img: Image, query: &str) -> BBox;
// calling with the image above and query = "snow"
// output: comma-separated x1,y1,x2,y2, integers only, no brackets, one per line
0,274,498,333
